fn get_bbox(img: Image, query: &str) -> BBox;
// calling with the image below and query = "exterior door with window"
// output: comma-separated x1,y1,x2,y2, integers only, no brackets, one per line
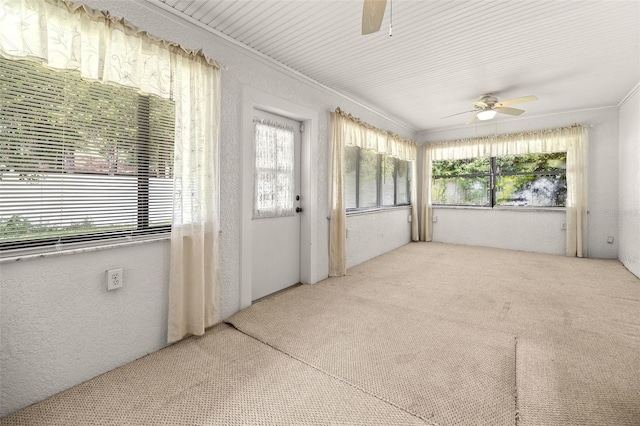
251,110,302,301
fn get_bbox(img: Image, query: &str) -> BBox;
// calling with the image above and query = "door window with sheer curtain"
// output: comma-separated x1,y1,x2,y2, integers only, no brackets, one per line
253,119,295,219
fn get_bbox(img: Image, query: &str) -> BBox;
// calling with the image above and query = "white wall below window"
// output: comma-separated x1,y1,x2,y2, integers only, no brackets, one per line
432,208,566,255
346,207,413,268
0,241,170,416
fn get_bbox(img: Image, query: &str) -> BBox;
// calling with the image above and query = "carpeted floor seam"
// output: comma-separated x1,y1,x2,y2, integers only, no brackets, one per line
226,283,519,425
223,321,440,426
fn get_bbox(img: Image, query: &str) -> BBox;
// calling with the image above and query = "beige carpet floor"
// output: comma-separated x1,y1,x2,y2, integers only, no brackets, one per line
227,286,517,425
1,324,429,426
3,242,639,425
318,243,640,426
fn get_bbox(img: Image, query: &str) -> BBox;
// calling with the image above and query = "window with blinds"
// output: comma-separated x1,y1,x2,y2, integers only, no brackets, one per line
0,58,175,250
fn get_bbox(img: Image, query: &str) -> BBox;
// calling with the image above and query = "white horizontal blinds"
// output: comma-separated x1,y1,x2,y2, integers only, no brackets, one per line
253,119,295,219
0,58,175,247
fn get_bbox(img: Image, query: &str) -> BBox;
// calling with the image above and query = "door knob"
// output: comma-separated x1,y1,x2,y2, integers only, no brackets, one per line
296,207,303,213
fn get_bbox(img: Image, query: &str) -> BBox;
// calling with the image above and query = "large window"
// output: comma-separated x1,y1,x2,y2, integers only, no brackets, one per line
345,146,411,210
0,58,175,249
432,152,566,207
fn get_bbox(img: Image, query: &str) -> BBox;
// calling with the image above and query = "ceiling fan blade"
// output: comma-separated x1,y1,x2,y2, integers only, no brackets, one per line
362,0,387,35
495,107,525,116
467,114,478,124
441,109,476,119
495,95,538,107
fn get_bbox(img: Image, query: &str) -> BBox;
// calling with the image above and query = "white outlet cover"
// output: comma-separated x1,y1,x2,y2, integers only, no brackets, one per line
107,268,123,291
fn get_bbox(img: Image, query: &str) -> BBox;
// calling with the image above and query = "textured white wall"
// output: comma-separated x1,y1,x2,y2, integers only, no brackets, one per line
431,208,566,255
419,108,621,258
346,208,413,268
0,241,170,416
618,86,640,278
0,0,416,416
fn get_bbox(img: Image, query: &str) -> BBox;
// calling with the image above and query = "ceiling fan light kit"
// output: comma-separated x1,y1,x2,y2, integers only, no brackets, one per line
442,94,538,123
476,109,497,121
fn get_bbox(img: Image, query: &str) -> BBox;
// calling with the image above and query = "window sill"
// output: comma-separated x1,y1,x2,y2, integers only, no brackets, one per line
432,205,565,213
0,234,171,264
346,205,411,217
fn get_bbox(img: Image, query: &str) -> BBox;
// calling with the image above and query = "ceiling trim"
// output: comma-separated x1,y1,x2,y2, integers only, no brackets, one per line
619,81,640,108
143,0,417,134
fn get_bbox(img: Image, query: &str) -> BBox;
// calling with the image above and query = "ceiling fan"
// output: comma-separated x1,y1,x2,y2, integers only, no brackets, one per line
442,94,538,123
362,0,389,35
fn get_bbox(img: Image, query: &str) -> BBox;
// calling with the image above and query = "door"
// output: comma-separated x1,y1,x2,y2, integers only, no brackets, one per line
251,110,302,301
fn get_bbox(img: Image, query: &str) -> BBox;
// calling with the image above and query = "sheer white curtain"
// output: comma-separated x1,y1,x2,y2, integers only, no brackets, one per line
168,51,221,343
564,126,589,257
329,111,348,276
0,0,223,342
329,109,418,276
420,146,433,242
420,126,588,257
388,134,419,241
253,120,295,219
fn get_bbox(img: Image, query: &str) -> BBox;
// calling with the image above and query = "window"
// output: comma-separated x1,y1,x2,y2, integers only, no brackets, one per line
253,120,295,218
432,157,491,206
0,58,175,249
345,146,411,210
432,152,566,207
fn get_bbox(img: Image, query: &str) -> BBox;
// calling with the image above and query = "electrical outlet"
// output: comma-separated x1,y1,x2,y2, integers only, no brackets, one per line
107,268,123,291
607,236,614,244
407,215,412,222
561,223,566,230
432,216,438,223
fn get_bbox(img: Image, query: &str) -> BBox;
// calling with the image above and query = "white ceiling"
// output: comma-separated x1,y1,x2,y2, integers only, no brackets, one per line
151,0,640,132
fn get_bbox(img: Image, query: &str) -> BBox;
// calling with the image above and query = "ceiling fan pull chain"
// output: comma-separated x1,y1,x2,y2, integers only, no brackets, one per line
389,0,393,36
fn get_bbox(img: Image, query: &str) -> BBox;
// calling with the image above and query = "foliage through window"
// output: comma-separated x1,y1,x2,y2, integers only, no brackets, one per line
0,58,175,249
432,152,566,207
345,146,411,210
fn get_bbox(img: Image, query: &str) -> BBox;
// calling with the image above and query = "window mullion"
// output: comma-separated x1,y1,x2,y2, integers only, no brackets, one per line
137,96,150,230
393,157,398,205
408,161,412,204
376,154,381,207
490,157,497,208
